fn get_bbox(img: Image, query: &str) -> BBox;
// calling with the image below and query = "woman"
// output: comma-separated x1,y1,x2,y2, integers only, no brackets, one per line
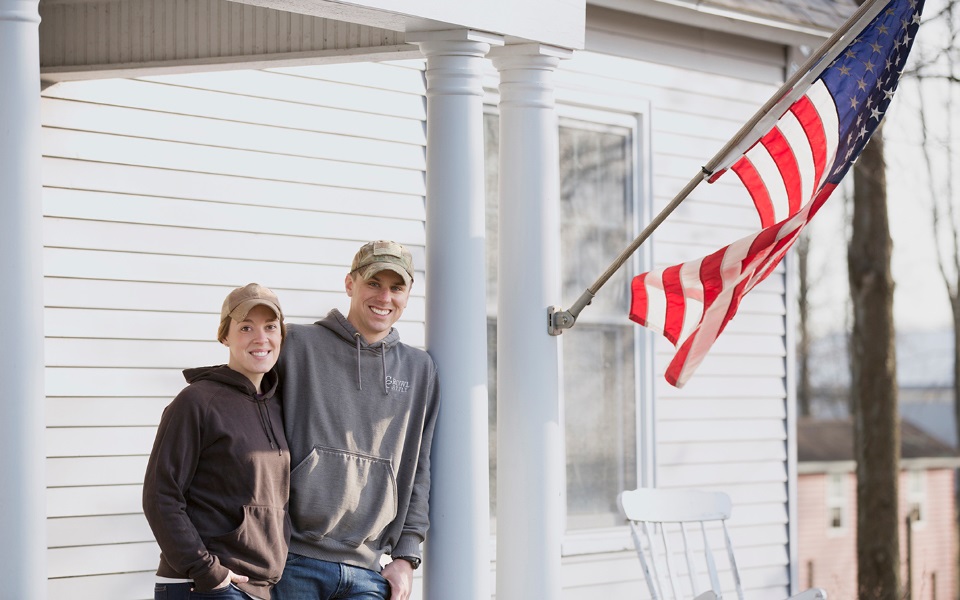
143,283,291,600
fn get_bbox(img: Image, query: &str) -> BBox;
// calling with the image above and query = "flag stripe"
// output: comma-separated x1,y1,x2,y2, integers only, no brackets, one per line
789,95,828,192
759,128,801,220
775,110,816,213
806,81,840,187
678,259,706,343
743,139,791,225
731,157,774,227
662,265,686,344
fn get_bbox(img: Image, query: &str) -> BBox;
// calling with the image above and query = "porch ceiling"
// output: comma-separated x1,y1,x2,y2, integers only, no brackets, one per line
38,0,585,81
39,0,421,81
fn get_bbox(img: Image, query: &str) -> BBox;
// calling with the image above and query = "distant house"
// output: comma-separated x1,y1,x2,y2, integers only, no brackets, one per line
797,418,960,600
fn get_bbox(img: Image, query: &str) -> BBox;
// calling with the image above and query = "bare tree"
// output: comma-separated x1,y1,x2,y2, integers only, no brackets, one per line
848,126,902,600
796,232,813,417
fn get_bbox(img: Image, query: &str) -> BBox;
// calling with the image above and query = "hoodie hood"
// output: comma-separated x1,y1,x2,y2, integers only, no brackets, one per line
317,308,399,393
316,308,401,349
183,364,280,399
182,365,282,454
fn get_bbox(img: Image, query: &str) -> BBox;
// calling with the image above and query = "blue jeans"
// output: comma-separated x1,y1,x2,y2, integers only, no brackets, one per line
154,582,255,599
272,554,389,600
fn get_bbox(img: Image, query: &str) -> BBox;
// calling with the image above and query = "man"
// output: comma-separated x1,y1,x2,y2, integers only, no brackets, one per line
273,240,440,600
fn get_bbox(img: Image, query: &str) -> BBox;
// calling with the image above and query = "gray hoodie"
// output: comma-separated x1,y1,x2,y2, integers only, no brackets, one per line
277,309,440,571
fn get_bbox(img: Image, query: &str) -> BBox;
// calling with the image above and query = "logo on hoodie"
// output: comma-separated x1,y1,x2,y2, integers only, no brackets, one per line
386,375,410,393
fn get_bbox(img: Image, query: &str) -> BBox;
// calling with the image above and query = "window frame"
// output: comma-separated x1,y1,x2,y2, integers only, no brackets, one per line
825,471,848,536
482,99,655,555
906,469,926,528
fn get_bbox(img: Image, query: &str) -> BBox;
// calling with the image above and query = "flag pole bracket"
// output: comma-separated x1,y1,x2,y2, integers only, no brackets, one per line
548,305,574,336
548,289,596,335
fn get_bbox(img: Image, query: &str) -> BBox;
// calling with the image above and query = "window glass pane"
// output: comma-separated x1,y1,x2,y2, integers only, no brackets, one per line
829,507,843,529
484,112,638,530
563,324,636,528
908,470,922,494
828,473,844,498
559,124,632,315
559,122,636,528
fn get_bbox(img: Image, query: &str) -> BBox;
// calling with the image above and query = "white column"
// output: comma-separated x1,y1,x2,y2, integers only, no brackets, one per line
0,0,47,597
412,29,503,600
490,43,571,600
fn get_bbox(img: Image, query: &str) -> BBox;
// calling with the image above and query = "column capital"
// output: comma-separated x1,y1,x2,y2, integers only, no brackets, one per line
489,43,573,82
414,30,500,98
491,43,570,108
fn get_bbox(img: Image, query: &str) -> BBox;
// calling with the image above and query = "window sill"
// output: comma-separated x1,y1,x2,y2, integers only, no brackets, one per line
561,526,634,556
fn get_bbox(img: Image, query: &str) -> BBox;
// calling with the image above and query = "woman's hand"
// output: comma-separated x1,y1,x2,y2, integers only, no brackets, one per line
214,569,250,589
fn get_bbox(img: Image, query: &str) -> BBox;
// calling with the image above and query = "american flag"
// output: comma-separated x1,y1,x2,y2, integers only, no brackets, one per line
629,0,924,388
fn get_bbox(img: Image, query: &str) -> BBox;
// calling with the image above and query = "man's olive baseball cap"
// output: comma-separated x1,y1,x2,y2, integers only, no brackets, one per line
350,240,414,286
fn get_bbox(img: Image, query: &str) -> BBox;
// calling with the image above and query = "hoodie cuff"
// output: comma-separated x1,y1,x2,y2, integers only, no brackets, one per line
392,533,423,563
193,563,230,592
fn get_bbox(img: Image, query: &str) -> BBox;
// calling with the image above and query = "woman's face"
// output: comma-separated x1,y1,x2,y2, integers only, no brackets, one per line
223,304,282,389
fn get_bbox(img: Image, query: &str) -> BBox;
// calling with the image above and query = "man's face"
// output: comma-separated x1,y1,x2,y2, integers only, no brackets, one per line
345,268,410,343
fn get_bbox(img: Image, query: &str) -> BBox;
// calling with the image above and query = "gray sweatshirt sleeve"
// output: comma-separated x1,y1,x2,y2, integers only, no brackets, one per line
393,361,441,560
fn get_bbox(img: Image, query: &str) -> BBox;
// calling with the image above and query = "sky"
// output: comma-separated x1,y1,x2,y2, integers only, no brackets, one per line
803,0,958,338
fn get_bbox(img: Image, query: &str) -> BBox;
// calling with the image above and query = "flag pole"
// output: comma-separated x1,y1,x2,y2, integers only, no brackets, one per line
547,0,887,335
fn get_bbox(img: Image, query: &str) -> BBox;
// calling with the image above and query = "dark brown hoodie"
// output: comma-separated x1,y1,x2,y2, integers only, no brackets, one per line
143,365,290,599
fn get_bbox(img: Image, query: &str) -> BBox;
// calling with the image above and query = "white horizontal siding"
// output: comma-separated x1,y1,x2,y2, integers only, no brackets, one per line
46,397,171,427
48,456,150,487
48,514,154,547
41,61,428,595
43,129,424,193
43,75,426,145
48,571,153,600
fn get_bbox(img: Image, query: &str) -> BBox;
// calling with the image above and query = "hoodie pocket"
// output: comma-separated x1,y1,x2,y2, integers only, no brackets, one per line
207,504,289,583
289,445,398,548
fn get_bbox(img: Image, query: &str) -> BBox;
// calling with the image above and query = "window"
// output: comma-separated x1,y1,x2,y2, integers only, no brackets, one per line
484,109,645,530
906,470,925,524
826,472,846,532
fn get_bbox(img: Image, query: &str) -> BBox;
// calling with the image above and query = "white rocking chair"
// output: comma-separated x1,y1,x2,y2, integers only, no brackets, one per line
618,488,827,600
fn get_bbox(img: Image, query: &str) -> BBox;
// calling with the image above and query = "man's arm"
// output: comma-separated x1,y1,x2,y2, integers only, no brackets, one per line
387,357,441,600
393,361,441,562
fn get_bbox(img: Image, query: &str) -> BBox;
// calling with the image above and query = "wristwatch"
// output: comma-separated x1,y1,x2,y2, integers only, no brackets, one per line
397,555,421,570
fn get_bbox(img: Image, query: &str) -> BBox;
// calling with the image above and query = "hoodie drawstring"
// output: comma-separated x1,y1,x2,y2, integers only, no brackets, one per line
381,342,388,395
353,333,390,396
354,333,363,391
255,397,282,456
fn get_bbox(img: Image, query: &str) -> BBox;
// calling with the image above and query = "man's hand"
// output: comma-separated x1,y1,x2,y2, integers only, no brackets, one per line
381,558,414,600
214,569,249,590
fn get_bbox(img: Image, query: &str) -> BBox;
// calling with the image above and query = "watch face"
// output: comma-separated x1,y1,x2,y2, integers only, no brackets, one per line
401,556,420,569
